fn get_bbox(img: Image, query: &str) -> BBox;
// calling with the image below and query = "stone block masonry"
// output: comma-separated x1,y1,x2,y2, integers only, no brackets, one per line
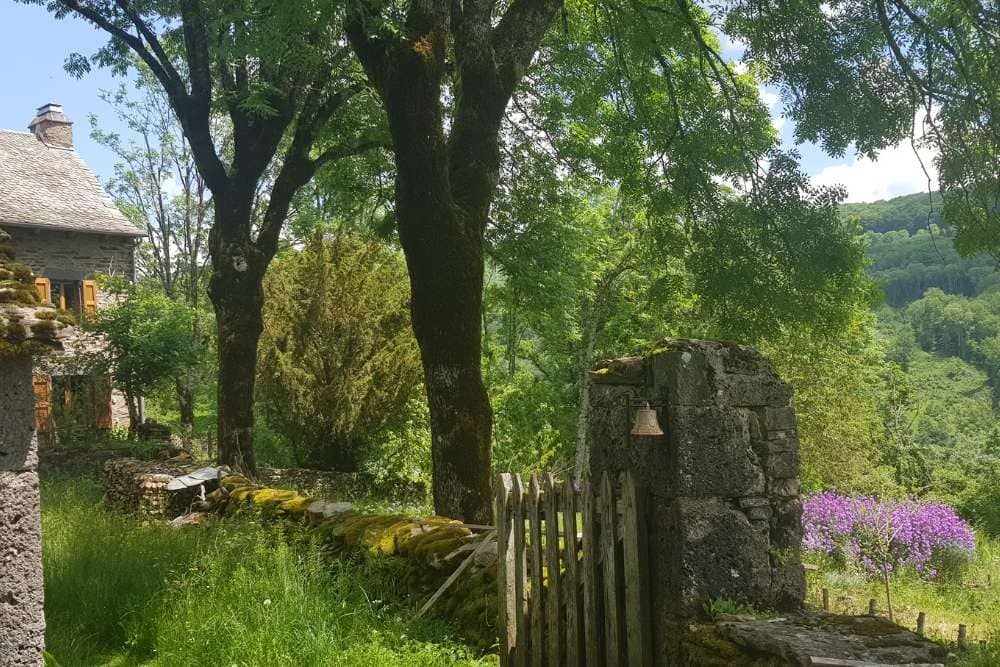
2,226,136,285
586,338,805,664
0,355,45,666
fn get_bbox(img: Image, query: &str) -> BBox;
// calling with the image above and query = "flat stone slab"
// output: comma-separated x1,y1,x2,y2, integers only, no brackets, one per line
713,613,950,666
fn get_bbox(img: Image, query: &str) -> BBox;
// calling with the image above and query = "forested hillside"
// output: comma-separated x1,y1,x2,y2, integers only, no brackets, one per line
820,193,1000,533
848,193,998,306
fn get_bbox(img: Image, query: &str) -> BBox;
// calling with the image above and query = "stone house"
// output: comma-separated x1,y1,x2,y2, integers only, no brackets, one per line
0,104,145,433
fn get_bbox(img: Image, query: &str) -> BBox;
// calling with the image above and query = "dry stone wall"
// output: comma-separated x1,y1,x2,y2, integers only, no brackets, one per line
103,458,205,516
102,458,427,518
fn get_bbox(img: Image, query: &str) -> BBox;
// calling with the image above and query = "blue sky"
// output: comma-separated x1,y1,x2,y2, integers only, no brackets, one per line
1,3,933,203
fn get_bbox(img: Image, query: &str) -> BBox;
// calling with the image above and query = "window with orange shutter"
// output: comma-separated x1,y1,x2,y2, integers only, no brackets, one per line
82,280,98,320
34,277,50,304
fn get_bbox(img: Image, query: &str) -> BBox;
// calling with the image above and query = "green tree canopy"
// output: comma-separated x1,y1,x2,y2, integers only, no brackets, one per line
90,278,202,430
257,231,421,472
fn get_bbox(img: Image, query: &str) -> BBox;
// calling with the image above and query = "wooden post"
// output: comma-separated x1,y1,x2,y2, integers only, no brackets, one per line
621,472,651,667
528,475,544,667
511,475,528,667
958,624,968,650
600,472,622,666
497,475,513,666
916,612,925,637
581,474,600,664
868,599,877,616
562,478,581,667
543,474,562,667
821,588,829,611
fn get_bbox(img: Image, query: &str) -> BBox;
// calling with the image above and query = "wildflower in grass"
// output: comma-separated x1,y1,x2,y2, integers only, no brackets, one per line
802,492,975,579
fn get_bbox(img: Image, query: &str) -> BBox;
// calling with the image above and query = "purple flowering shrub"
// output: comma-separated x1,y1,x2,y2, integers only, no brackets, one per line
802,492,976,580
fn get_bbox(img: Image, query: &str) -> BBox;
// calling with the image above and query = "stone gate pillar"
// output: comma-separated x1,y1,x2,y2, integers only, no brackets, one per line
1,355,46,665
1,228,69,666
586,338,805,661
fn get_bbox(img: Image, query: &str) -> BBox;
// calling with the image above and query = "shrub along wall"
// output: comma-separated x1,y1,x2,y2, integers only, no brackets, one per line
201,475,498,648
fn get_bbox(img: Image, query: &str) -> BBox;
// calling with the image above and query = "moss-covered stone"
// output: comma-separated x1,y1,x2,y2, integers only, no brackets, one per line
200,477,500,651
681,624,785,666
0,229,68,353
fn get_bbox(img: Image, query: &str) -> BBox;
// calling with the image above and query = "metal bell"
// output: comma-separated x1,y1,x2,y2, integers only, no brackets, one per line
630,402,664,436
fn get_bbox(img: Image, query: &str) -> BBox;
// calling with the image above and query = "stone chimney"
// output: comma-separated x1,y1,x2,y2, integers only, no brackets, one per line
28,103,73,148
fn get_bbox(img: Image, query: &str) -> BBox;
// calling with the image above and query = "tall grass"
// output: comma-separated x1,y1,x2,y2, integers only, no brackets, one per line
805,535,1000,664
41,475,488,666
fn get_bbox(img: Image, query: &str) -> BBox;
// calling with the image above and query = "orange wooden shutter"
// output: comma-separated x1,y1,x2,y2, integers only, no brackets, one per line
82,280,98,320
34,277,50,304
32,375,53,433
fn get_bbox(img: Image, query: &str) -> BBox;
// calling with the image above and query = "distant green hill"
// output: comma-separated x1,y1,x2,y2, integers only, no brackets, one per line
841,191,943,234
841,192,998,307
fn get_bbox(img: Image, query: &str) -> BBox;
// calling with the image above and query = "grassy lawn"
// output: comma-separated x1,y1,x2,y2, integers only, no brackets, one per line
43,471,1000,665
41,475,490,666
805,539,1000,665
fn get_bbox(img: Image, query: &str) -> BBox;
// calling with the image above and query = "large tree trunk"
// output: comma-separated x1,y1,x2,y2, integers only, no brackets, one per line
402,218,493,523
208,200,267,477
347,0,561,523
211,282,263,476
395,160,495,524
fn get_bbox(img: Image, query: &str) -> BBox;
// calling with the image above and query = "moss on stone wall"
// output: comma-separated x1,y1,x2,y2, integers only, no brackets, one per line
0,229,70,357
203,475,499,649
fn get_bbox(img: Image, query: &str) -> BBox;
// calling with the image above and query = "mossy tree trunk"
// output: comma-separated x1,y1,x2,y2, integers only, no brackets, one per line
348,0,562,522
51,0,384,480
208,192,272,477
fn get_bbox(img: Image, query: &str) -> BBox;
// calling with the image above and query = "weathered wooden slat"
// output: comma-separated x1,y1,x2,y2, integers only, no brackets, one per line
543,474,562,667
600,472,622,666
528,475,544,667
562,477,581,667
511,475,528,667
497,474,514,667
581,474,601,664
621,472,651,667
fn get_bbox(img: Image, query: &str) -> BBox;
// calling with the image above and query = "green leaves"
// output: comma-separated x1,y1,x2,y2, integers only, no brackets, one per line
256,231,422,472
91,278,203,399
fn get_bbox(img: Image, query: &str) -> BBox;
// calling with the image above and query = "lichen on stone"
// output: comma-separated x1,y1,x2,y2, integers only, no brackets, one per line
0,228,69,356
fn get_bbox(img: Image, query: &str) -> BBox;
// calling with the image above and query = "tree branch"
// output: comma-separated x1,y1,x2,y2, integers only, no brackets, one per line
492,0,563,95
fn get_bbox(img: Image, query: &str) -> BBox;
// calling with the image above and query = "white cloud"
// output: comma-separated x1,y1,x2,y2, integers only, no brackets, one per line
757,86,786,132
811,140,938,203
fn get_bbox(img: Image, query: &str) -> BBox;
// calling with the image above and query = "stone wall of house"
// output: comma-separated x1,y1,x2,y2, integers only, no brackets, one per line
0,354,46,666
1,226,136,286
586,338,805,663
4,226,137,428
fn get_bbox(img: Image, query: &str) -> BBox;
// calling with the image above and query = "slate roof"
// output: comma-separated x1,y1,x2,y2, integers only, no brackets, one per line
0,130,145,237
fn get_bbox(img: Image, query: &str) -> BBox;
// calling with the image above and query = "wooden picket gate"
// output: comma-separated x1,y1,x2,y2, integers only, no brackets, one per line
496,471,651,666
